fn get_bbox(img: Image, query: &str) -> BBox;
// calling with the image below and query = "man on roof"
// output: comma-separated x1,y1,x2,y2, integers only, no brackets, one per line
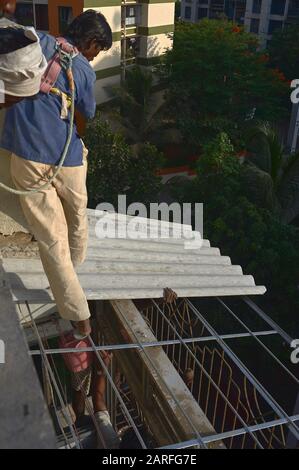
0,3,113,339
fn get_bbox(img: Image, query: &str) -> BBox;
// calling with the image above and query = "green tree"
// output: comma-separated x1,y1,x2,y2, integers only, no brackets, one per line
243,121,299,223
161,19,289,148
268,23,299,81
109,66,171,146
85,114,163,208
170,133,299,334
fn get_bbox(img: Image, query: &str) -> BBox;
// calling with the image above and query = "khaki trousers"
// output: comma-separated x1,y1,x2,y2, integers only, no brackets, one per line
10,150,90,322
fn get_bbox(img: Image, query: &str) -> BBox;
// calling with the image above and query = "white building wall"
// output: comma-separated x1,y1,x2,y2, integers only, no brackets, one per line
141,3,175,27
139,33,173,58
94,74,121,103
83,5,121,31
91,41,121,73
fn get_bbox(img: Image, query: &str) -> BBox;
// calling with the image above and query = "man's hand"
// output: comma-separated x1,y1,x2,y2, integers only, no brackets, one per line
163,287,178,304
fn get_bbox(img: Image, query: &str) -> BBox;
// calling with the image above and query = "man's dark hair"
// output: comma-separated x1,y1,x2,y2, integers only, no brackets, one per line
0,28,33,54
64,10,112,51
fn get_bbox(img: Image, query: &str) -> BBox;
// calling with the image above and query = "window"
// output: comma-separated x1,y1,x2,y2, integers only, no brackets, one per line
58,6,73,35
122,5,141,28
250,18,260,33
225,0,236,20
198,7,208,19
15,3,34,27
252,0,262,14
35,4,49,31
288,0,299,16
268,19,283,34
210,0,225,7
15,2,49,31
270,0,286,16
289,0,299,10
185,6,192,19
125,6,138,26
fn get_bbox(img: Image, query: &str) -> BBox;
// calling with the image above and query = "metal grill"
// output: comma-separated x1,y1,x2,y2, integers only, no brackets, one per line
22,295,299,449
141,298,299,449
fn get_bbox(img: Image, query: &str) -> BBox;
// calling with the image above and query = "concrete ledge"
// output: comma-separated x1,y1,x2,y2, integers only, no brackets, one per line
0,264,56,449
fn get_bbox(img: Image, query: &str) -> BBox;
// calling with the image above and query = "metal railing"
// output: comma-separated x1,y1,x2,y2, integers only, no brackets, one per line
21,295,299,449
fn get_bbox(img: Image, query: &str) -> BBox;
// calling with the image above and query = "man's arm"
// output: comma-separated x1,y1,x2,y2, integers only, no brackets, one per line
75,65,96,120
75,110,87,138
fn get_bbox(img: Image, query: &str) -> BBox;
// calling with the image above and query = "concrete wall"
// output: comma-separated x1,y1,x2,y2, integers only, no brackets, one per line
84,4,121,32
0,265,56,449
91,41,121,72
139,2,175,61
139,33,173,58
141,3,175,27
94,73,121,103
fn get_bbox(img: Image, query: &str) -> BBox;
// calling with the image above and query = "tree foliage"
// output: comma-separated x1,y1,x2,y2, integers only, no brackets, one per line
268,23,299,81
170,133,299,334
85,114,163,208
161,20,289,147
109,66,170,145
243,121,299,223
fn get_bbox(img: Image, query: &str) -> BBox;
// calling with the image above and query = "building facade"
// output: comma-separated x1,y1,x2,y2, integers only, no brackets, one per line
181,1,299,48
180,0,246,24
244,0,299,47
15,0,175,103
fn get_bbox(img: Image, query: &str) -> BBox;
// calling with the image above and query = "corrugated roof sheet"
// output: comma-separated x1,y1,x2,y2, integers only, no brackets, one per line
2,209,266,301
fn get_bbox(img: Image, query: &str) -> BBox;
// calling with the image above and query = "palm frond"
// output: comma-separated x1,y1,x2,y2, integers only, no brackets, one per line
244,121,284,182
278,156,299,223
242,162,279,211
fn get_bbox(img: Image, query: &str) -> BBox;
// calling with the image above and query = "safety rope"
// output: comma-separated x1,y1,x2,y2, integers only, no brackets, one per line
0,51,76,196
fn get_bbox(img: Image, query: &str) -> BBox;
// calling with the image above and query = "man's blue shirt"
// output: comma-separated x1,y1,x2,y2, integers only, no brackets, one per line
0,33,96,167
